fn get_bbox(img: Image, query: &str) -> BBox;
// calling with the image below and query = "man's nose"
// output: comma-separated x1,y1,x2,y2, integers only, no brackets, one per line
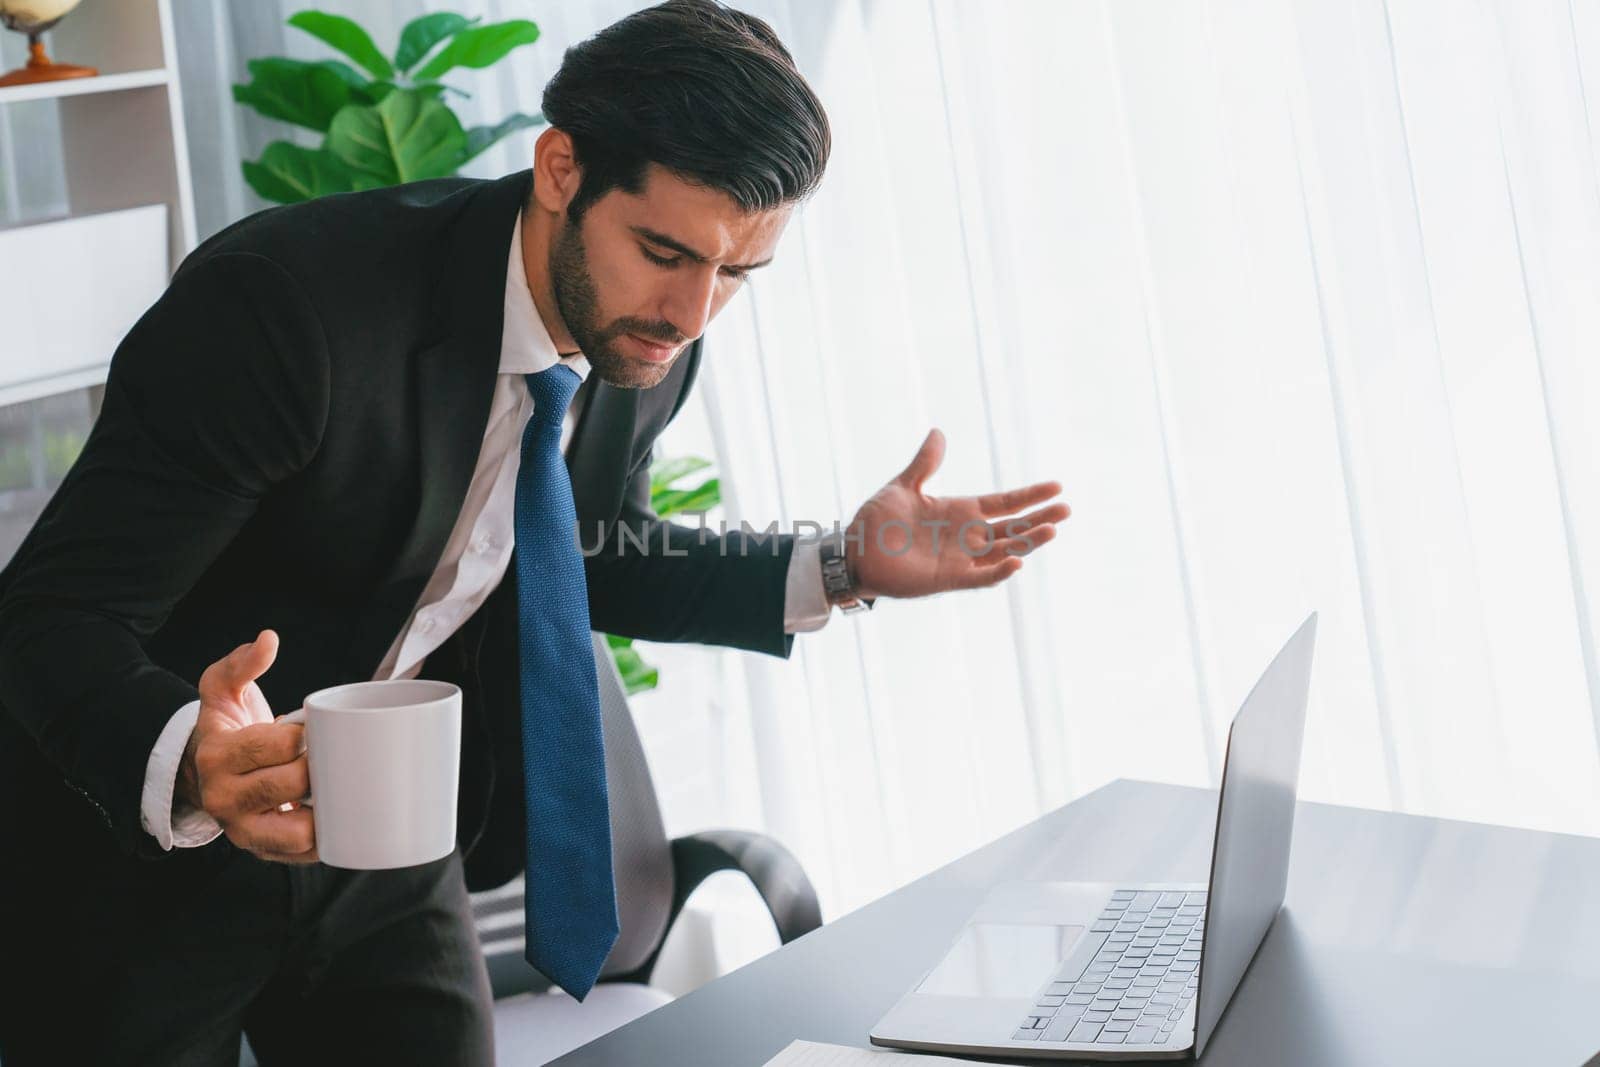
661,266,718,342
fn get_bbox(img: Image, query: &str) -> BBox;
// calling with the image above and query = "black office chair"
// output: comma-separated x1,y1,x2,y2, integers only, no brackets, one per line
477,633,822,1060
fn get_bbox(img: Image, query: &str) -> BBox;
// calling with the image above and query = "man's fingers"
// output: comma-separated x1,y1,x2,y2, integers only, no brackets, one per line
976,481,1065,518
223,629,279,688
990,503,1071,541
204,755,311,819
203,720,305,778
200,629,280,701
981,524,1058,561
958,505,1065,554
953,556,1024,590
231,808,316,858
894,428,946,491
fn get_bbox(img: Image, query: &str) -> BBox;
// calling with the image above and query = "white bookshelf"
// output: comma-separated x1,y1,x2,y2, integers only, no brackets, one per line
0,0,195,407
0,66,170,104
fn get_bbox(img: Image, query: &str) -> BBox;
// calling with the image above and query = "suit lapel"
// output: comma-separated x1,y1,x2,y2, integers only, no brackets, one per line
388,334,500,580
565,336,709,540
567,380,638,528
348,169,533,678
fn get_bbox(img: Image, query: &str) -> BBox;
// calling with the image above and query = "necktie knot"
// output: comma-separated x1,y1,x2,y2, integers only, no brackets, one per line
526,363,582,433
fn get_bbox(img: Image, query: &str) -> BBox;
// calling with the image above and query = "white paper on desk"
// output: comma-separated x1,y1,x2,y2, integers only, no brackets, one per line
764,1040,979,1066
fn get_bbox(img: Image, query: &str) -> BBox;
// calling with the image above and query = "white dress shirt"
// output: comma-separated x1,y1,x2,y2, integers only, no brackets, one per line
140,212,831,849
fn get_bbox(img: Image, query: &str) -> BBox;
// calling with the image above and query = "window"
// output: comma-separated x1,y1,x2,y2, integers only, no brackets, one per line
0,388,96,565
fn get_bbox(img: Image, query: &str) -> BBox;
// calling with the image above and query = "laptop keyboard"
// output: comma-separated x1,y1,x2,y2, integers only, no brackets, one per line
1012,889,1205,1047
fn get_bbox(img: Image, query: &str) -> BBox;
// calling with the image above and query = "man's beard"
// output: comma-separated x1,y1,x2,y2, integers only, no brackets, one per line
550,216,684,389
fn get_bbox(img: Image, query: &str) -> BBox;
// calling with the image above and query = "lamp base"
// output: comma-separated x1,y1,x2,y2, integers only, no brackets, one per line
0,36,98,89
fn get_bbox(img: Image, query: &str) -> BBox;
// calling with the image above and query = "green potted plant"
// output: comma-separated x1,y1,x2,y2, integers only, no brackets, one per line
232,9,545,203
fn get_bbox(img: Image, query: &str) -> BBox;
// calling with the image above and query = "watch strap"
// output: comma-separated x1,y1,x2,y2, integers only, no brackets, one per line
819,530,872,614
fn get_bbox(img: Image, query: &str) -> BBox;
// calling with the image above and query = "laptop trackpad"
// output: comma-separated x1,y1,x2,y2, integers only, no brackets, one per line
915,922,1085,998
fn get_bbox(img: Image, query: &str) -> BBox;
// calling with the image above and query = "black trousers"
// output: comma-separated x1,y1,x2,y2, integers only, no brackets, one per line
0,844,495,1067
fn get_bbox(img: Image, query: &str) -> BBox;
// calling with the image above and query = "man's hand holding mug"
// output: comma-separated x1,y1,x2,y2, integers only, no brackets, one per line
176,629,319,864
176,628,463,870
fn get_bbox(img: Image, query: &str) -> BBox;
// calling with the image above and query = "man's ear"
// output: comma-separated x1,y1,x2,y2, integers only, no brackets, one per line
531,127,581,214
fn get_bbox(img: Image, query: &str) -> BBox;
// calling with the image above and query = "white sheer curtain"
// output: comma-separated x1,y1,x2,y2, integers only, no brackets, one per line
656,0,1600,931
161,0,1600,959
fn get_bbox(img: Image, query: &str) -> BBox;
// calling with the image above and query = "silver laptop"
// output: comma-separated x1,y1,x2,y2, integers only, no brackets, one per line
870,613,1317,1060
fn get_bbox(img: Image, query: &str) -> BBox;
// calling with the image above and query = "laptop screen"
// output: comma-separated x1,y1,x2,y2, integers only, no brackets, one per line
1192,613,1317,1056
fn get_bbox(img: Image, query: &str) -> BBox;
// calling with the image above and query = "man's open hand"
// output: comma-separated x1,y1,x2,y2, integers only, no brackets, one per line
177,629,318,864
847,429,1069,600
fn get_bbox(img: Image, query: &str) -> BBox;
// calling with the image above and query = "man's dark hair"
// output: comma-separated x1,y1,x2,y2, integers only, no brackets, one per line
540,0,831,220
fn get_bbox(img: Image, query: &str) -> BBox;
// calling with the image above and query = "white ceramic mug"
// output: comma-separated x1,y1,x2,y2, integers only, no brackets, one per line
279,678,462,870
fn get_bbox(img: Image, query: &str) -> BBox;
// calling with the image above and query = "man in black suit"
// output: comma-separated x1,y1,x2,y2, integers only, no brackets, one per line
0,2,1067,1064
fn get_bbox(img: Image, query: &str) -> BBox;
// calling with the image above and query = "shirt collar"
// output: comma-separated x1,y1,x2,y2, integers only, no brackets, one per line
501,209,590,381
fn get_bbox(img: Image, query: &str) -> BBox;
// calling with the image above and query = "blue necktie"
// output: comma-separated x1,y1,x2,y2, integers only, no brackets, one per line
514,363,618,1001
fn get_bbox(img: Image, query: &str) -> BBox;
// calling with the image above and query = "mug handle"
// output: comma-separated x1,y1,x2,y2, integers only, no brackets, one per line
275,708,314,809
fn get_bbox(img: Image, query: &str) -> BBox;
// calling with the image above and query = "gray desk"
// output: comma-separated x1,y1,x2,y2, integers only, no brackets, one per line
550,780,1600,1066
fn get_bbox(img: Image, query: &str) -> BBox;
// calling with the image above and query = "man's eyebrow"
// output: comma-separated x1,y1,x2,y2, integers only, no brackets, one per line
631,226,774,272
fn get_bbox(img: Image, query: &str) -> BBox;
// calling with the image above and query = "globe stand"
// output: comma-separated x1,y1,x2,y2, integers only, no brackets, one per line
0,28,97,88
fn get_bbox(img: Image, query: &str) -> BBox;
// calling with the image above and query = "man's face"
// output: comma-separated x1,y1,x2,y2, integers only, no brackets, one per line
549,164,793,389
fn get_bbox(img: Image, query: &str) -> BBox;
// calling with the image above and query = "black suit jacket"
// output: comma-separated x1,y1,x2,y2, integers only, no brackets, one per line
0,169,793,897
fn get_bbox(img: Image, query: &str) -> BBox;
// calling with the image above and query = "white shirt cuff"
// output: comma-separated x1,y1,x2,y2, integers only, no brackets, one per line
140,699,224,850
783,536,832,634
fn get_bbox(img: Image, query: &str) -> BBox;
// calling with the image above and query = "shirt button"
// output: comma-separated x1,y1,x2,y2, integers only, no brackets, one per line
472,533,495,555
417,615,436,634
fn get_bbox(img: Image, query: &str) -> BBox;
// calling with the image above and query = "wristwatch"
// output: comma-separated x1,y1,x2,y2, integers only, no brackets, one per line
819,530,873,615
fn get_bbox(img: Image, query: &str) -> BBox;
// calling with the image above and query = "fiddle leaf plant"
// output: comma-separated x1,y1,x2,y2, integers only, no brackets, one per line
233,9,544,204
607,456,723,696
